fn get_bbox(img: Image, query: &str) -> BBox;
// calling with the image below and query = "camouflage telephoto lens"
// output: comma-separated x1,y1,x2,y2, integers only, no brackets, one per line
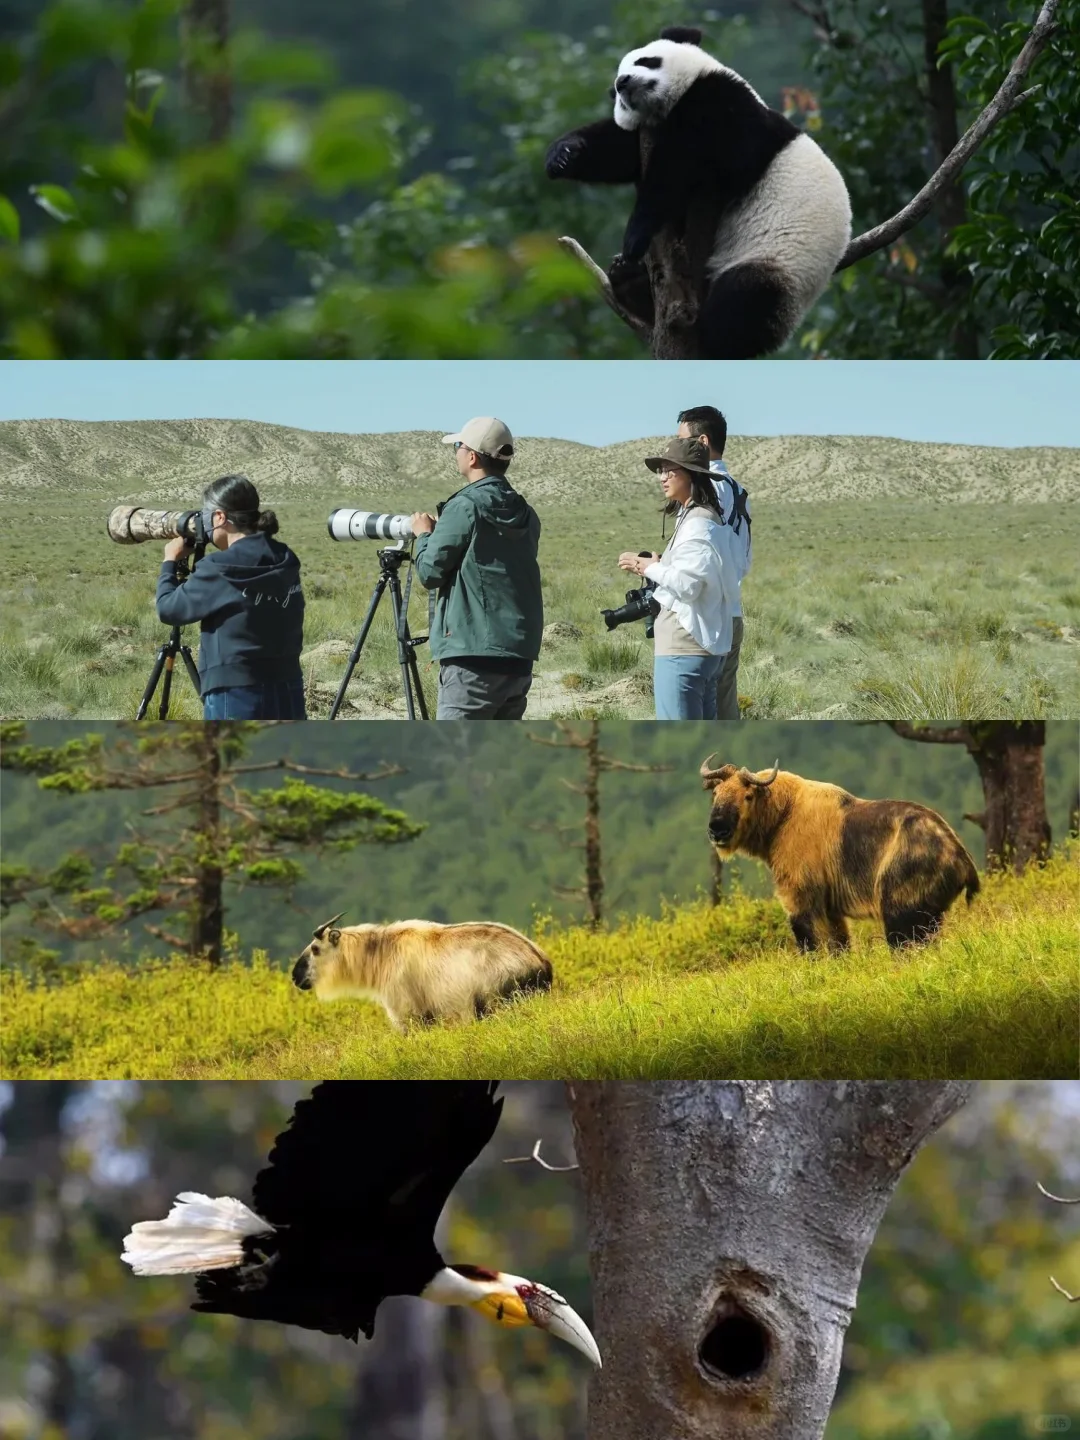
327,510,415,542
106,506,202,544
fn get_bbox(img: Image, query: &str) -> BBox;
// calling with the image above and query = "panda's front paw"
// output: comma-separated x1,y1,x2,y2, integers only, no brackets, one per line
545,134,586,179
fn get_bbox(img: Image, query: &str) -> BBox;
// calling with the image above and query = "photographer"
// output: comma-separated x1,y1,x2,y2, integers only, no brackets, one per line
676,405,751,719
156,475,306,719
617,438,738,721
410,417,543,720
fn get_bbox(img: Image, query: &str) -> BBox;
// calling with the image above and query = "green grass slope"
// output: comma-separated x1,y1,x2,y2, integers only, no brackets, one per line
3,853,1076,1081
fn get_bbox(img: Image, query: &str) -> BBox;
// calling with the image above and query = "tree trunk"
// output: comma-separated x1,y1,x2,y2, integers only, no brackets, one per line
709,848,724,906
888,721,1051,873
966,721,1050,872
584,722,604,928
181,0,231,142
920,0,979,356
641,131,722,360
348,1298,447,1440
192,723,224,964
0,1082,79,1437
569,1081,971,1440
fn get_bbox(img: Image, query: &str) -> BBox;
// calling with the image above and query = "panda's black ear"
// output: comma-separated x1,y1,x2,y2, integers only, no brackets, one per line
660,25,703,45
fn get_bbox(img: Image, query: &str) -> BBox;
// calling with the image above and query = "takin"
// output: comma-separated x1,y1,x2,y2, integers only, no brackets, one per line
291,913,554,1029
700,758,981,950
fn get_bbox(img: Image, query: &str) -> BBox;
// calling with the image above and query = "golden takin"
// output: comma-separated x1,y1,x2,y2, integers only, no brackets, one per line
701,758,980,950
291,913,553,1028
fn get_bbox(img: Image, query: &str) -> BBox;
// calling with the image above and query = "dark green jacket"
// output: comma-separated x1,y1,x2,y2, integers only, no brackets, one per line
413,476,543,664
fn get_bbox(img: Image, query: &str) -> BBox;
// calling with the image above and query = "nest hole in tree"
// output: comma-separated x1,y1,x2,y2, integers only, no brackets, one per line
699,1305,770,1381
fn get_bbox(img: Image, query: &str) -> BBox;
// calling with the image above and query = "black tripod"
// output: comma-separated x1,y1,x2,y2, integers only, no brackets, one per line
136,549,204,720
330,545,429,719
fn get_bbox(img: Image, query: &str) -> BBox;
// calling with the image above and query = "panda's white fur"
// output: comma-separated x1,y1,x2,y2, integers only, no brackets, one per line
613,38,759,130
709,133,851,322
610,35,851,350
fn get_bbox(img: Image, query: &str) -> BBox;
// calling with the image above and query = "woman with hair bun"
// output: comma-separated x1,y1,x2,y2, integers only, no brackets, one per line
156,474,306,719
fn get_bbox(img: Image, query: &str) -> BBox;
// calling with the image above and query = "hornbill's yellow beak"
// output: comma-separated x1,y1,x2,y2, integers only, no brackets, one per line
472,1276,602,1367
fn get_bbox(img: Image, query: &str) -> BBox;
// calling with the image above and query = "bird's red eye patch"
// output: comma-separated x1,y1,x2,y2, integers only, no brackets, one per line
452,1263,499,1281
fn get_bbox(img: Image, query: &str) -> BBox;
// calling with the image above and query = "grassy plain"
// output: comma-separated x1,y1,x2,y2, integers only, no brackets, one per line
0,421,1077,719
3,852,1076,1081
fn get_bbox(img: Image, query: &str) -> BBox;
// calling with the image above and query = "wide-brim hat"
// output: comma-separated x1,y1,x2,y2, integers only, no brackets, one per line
441,417,514,459
643,437,714,477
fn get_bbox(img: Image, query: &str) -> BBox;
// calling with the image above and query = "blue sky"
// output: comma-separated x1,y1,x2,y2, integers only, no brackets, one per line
1,360,1077,448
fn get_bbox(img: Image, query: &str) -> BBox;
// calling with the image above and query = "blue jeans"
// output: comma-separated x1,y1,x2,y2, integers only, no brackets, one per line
202,681,307,720
653,653,725,720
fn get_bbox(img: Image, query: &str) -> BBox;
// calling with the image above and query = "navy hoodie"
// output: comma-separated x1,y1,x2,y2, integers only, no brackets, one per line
156,535,304,695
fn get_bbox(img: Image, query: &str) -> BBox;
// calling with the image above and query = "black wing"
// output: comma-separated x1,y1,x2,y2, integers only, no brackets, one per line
252,1081,503,1237
192,1082,503,1342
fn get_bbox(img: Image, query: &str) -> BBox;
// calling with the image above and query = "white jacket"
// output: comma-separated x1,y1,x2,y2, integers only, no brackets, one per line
644,505,739,657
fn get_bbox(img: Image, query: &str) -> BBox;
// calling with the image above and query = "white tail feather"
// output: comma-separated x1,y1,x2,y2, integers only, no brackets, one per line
121,1192,271,1276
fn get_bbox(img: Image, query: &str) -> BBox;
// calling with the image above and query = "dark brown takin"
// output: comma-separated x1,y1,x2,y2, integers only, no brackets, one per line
700,759,980,951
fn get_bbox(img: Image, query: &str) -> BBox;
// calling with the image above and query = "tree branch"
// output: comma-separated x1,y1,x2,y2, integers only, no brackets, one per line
886,721,971,745
556,237,653,345
1038,1182,1080,1204
231,759,405,781
837,0,1060,270
503,1138,579,1173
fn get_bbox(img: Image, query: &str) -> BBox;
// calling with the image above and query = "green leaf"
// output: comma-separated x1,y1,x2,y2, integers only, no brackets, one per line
30,184,79,224
0,196,19,242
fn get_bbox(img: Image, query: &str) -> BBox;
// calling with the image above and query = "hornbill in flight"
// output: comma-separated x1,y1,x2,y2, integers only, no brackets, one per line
121,1081,600,1365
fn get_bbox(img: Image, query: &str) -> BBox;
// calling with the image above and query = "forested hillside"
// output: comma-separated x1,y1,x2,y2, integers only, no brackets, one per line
2,720,1077,966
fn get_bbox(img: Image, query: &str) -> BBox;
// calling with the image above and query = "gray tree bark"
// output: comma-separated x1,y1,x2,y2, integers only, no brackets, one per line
569,1081,971,1440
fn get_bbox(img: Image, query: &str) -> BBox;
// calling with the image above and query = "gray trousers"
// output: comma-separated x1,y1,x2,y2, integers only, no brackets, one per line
715,615,743,720
436,662,533,720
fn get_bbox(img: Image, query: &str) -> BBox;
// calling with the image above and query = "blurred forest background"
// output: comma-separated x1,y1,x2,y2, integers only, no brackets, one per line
2,719,1078,969
0,0,1076,358
1,1080,1079,1440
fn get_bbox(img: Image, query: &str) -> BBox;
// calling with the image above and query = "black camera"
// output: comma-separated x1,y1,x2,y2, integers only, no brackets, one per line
601,553,661,637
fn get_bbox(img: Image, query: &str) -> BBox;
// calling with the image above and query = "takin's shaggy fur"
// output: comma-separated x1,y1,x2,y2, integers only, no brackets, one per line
291,914,553,1029
701,758,981,951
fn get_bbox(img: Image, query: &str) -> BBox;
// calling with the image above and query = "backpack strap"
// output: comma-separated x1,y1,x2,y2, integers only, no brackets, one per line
724,477,751,541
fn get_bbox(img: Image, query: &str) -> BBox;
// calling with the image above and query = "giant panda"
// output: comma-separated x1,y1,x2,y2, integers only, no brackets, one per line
544,26,852,359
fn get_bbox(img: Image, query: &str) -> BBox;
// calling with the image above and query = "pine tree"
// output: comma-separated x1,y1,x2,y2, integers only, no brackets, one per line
0,720,423,966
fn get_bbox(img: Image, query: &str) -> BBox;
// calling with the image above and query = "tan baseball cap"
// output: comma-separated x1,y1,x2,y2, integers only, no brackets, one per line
441,417,514,459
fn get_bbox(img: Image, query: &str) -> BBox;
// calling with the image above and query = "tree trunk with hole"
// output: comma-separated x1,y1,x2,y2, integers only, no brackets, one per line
569,1080,970,1440
192,723,225,964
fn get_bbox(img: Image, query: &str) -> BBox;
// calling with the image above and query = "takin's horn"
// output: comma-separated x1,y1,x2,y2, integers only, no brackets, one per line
739,760,780,788
699,753,727,781
313,911,346,939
